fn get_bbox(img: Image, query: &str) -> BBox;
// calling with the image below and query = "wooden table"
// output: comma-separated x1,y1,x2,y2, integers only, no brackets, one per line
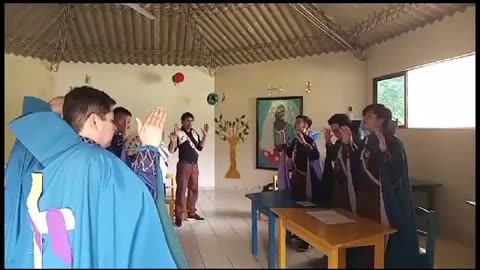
271,207,397,269
245,191,316,268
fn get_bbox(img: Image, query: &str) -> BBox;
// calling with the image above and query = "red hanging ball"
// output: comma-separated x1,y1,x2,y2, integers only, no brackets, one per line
172,72,185,85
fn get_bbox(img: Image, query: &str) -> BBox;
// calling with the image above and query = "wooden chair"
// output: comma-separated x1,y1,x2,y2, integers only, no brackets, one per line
164,173,176,221
416,206,438,268
164,173,188,222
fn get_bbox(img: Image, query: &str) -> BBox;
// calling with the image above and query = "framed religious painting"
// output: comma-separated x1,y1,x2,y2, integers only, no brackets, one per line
256,96,303,170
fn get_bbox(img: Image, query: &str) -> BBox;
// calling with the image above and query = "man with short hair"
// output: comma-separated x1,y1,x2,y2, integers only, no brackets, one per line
278,114,322,252
107,107,132,160
5,96,63,268
8,86,186,268
323,113,356,212
168,112,209,227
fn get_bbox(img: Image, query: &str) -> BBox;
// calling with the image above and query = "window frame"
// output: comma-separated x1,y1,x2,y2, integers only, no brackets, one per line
373,71,408,128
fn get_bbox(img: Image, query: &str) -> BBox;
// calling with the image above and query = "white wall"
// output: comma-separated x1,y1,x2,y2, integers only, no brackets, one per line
53,62,216,188
366,6,476,247
214,52,367,192
4,54,56,160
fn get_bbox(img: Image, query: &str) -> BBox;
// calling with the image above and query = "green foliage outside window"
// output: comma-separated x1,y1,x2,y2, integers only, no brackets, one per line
376,76,405,126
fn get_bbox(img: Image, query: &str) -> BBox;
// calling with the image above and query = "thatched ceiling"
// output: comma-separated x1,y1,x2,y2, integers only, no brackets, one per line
4,3,474,73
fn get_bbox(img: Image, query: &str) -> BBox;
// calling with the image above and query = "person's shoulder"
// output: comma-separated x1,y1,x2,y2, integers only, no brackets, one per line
74,144,143,185
71,143,124,168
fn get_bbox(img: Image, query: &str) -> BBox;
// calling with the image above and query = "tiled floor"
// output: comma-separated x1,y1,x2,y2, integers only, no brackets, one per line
175,190,475,269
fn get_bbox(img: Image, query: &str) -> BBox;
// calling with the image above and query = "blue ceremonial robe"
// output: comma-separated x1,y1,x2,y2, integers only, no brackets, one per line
9,111,179,268
5,96,52,268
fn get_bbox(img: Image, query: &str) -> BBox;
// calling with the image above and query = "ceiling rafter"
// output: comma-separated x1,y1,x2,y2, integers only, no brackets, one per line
5,35,205,64
5,36,54,55
180,4,215,75
190,3,256,17
50,4,73,72
288,3,366,61
212,36,328,64
348,3,430,38
64,46,206,62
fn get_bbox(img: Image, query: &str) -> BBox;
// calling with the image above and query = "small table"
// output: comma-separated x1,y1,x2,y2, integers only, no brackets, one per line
272,208,397,269
466,200,475,207
245,191,316,268
411,180,442,210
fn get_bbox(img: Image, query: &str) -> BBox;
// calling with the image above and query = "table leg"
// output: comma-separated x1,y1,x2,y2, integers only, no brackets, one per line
251,201,258,256
327,247,346,268
373,235,385,269
427,190,434,210
277,218,286,269
268,211,276,269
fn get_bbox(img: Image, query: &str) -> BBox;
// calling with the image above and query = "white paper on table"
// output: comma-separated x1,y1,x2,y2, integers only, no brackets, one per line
296,201,317,207
306,210,356,224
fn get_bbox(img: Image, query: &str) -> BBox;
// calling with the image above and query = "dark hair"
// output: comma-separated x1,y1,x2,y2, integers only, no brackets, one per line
181,112,194,121
362,103,392,128
113,107,132,118
327,113,351,127
63,86,116,132
295,115,313,128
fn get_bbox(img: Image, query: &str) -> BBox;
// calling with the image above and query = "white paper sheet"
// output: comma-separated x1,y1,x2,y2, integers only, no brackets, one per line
296,201,317,207
306,210,356,224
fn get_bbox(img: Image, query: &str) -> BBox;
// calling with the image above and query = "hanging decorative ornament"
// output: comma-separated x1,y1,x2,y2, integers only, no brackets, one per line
305,81,311,93
85,74,91,85
221,92,227,104
207,92,219,105
267,84,284,96
172,72,185,86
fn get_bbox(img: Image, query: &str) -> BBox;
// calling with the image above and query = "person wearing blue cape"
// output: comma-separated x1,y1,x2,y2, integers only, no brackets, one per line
344,104,421,268
277,115,323,252
4,95,64,268
9,86,187,268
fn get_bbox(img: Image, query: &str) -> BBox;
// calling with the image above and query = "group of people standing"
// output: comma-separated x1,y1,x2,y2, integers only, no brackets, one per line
106,108,209,228
5,83,422,268
278,104,423,268
4,86,200,268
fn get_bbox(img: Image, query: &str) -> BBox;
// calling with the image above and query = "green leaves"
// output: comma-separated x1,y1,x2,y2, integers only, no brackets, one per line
214,114,250,142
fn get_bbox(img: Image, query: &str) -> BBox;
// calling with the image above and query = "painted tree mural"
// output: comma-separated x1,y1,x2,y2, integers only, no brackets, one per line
214,114,250,179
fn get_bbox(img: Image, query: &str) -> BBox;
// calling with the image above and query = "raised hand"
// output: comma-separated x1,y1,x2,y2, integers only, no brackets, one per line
322,127,332,143
374,128,387,152
201,123,209,136
339,126,352,144
296,131,307,145
169,124,179,141
136,107,166,148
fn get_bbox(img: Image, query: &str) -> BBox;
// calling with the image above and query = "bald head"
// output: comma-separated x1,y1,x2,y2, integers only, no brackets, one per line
49,96,65,116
